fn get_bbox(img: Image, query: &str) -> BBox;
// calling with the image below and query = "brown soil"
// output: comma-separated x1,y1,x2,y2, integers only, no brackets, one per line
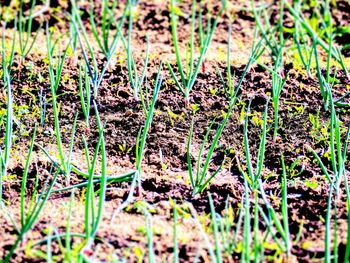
1,0,350,262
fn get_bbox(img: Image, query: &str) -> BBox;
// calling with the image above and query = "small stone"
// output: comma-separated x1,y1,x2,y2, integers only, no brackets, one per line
124,109,133,117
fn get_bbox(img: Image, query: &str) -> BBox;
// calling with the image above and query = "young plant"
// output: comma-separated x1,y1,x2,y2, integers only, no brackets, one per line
45,27,76,180
241,101,293,258
308,91,349,262
218,23,265,103
45,25,125,182
173,200,179,263
216,21,235,98
186,111,230,195
167,0,227,105
257,54,287,141
39,86,47,126
125,0,150,101
3,129,59,262
239,99,269,261
292,0,311,75
258,155,292,258
80,102,108,255
208,193,223,262
136,201,156,262
68,6,78,54
313,35,349,109
241,98,269,188
55,103,135,260
0,23,15,203
3,172,59,262
253,0,287,141
218,196,245,256
270,53,287,141
88,0,126,58
63,190,75,262
134,63,163,191
18,0,41,64
111,63,163,221
310,0,345,109
172,195,223,262
252,0,284,59
41,104,135,195
308,91,350,191
186,28,265,195
186,202,219,261
260,52,287,141
241,177,251,262
78,63,91,127
285,0,349,77
70,0,123,98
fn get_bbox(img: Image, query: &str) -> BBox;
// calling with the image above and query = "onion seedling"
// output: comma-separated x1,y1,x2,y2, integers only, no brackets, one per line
0,23,15,204
186,28,265,194
45,26,76,180
88,0,126,58
186,113,229,195
240,99,269,262
271,57,287,141
111,63,163,221
39,86,47,126
241,101,293,257
251,0,285,59
257,54,287,141
80,102,108,252
68,7,78,54
308,91,349,262
208,193,223,263
101,0,150,101
3,171,59,262
252,0,287,141
240,99,269,261
292,0,311,75
313,38,332,110
1,22,16,74
187,202,217,261
216,21,235,99
136,202,156,262
173,200,179,263
70,0,123,98
167,0,227,105
64,190,75,262
310,0,349,110
46,102,135,259
285,0,349,77
18,0,41,64
241,177,251,262
39,98,134,192
258,155,292,258
39,100,135,195
125,0,150,101
135,63,163,190
3,140,59,263
78,63,92,127
242,98,269,188
323,182,340,263
20,127,37,227
308,90,350,191
217,196,244,256
313,35,350,109
219,23,265,104
187,86,241,194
